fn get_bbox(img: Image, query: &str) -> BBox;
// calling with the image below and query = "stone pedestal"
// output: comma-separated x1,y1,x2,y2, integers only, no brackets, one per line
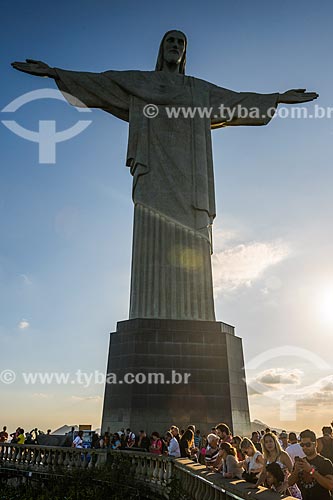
101,319,251,436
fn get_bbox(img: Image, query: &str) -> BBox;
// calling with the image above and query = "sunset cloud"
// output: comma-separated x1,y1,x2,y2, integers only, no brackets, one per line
31,393,52,399
298,375,333,407
70,395,102,402
248,371,333,417
247,368,303,397
256,368,303,386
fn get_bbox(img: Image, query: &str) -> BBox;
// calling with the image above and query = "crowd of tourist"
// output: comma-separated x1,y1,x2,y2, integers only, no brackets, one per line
1,422,333,499
0,426,53,445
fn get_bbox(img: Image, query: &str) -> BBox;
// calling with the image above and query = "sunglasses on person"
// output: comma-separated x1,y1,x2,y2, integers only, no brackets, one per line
300,442,316,448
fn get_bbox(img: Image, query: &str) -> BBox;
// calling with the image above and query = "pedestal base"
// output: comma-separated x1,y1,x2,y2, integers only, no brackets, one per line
101,319,251,436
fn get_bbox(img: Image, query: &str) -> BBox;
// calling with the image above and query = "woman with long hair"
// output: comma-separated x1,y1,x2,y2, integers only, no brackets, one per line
179,428,197,460
218,442,243,479
232,435,245,461
240,437,264,483
261,432,293,471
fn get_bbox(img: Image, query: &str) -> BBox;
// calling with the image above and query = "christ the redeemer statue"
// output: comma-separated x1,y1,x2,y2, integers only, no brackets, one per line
12,30,318,322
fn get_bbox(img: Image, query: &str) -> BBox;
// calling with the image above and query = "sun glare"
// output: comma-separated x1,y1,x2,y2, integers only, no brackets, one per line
318,287,333,326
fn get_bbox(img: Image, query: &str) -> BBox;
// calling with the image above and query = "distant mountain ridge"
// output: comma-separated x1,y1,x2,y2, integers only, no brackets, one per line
251,419,300,435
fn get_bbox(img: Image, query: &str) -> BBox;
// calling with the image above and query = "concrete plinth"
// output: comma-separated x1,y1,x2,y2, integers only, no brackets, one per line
101,319,251,436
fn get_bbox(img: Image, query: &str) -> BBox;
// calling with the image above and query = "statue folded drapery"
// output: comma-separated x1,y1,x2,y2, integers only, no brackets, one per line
54,67,278,320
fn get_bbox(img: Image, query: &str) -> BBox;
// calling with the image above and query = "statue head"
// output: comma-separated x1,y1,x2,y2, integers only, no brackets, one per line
155,30,187,74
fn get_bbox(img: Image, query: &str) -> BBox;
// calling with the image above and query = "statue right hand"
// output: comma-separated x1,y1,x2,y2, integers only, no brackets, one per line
11,59,56,78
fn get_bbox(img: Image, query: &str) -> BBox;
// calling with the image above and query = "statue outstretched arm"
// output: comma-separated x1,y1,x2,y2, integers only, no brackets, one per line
209,83,318,128
11,61,130,119
277,88,318,104
11,59,58,79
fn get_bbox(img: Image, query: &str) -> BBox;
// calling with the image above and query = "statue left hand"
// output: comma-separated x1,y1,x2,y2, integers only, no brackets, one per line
278,89,319,104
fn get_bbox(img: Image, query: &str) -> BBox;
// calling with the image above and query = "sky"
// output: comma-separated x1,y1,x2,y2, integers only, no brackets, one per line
1,0,333,435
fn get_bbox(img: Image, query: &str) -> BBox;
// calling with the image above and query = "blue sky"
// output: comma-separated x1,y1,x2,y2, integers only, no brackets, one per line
1,0,333,434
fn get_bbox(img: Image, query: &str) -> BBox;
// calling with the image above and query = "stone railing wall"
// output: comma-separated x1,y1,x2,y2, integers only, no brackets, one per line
0,443,107,470
0,444,295,500
108,449,174,498
173,458,294,500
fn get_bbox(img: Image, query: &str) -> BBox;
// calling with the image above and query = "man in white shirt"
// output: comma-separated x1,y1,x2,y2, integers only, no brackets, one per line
166,431,180,458
286,432,306,463
72,430,84,449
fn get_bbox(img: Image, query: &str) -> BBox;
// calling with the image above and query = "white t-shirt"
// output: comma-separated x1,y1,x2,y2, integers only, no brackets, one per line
285,443,306,463
73,436,83,448
126,432,136,445
246,451,263,473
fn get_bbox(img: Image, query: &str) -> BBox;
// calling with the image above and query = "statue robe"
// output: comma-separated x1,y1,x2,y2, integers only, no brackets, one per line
55,68,278,320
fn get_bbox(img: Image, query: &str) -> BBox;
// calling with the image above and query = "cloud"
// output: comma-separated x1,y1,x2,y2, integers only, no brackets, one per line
247,385,263,396
256,368,303,386
248,372,333,413
18,320,30,329
298,375,333,408
70,395,102,402
247,368,303,397
20,274,32,285
212,240,289,293
31,393,52,399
